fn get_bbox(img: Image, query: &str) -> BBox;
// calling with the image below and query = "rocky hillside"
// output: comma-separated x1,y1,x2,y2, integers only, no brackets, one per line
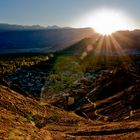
43,63,140,121
0,84,140,139
0,84,87,139
0,32,140,139
63,30,140,55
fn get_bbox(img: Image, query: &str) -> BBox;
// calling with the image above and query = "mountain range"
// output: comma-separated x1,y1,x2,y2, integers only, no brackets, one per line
0,23,94,54
0,23,70,30
0,23,140,55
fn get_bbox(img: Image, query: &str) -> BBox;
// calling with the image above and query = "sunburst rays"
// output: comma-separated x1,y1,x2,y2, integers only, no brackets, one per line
81,32,132,65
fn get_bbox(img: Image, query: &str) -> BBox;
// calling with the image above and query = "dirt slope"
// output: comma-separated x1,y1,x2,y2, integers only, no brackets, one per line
0,85,140,139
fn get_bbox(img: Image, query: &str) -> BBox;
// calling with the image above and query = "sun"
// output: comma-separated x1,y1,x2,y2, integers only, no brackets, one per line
92,9,133,35
76,9,134,35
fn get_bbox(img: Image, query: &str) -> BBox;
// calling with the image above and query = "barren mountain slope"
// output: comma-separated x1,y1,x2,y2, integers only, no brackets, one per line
0,84,140,139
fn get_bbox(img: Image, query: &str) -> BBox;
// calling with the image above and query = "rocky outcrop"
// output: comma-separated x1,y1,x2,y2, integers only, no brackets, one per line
4,69,46,98
50,64,140,122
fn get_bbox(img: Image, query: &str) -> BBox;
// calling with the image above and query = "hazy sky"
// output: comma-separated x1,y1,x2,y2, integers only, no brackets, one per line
0,0,140,28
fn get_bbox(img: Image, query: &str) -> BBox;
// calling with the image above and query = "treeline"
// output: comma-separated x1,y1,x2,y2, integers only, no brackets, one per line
0,53,51,75
0,51,138,76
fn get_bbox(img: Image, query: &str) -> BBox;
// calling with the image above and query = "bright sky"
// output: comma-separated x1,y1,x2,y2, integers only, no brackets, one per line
0,0,140,29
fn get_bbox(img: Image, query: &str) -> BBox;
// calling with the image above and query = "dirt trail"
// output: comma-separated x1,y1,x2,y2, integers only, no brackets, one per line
68,128,140,136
